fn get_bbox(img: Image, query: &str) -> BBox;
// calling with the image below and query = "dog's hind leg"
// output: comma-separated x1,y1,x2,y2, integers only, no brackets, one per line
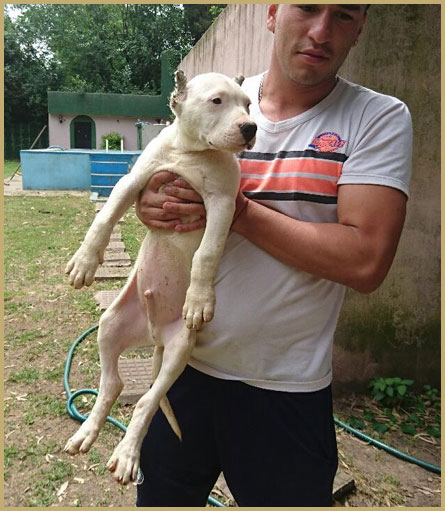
64,269,152,456
106,320,195,484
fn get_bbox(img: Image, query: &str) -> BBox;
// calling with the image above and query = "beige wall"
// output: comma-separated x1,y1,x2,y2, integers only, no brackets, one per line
179,5,441,391
49,114,159,150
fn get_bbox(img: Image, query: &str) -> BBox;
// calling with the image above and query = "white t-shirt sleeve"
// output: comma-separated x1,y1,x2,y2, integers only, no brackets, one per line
338,95,413,198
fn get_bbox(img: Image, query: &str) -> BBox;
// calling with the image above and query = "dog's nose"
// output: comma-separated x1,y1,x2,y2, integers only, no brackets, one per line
240,122,257,142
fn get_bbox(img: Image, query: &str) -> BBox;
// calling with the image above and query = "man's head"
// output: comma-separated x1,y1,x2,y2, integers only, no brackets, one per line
267,4,368,89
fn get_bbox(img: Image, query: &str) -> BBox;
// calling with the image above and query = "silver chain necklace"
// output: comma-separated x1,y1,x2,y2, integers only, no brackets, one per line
258,72,267,103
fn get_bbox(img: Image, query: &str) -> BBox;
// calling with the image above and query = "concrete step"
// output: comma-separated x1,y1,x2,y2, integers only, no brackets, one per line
94,290,121,310
103,251,130,262
95,266,131,280
102,259,132,267
118,358,153,405
105,241,126,251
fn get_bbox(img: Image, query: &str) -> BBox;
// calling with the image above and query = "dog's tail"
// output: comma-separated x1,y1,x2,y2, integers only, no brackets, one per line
160,396,182,441
151,342,183,441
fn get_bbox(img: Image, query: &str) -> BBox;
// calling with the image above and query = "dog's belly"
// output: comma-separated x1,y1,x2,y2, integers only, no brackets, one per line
135,229,204,340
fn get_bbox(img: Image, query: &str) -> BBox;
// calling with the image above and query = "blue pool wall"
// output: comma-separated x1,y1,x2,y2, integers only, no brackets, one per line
20,149,142,193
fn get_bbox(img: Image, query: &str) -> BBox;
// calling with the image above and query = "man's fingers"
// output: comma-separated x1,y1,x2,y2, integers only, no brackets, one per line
163,185,203,203
148,171,179,191
140,206,182,222
163,201,206,217
175,218,206,233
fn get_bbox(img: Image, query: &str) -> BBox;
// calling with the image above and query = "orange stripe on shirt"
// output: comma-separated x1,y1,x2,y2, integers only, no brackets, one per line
241,176,337,195
239,158,343,179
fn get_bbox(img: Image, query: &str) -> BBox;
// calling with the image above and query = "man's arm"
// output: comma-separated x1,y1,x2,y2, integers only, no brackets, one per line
232,184,407,294
137,175,407,294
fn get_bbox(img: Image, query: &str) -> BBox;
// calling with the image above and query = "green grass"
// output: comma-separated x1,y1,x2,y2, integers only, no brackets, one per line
8,367,40,384
4,190,151,506
121,207,147,260
25,460,74,507
4,159,20,178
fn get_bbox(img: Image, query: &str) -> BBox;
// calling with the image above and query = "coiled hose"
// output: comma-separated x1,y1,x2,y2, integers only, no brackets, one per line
64,326,440,508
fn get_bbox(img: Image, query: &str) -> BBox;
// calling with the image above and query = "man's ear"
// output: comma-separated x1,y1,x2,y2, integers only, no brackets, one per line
233,74,245,86
266,4,279,34
170,70,188,112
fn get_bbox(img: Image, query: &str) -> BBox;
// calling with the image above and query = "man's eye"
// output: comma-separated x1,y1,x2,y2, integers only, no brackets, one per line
298,5,316,13
337,12,354,21
212,98,222,104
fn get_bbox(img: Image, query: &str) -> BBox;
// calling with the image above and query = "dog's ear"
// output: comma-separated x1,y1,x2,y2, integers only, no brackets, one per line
170,70,188,112
233,74,245,87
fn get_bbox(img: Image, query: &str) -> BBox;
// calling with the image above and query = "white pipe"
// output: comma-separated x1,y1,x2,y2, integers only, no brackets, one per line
121,139,123,152
106,139,109,152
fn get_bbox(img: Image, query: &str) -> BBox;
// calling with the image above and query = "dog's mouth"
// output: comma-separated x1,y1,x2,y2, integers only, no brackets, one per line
208,139,254,151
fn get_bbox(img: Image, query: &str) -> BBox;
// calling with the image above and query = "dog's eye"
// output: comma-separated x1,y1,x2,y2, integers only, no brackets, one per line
212,98,222,104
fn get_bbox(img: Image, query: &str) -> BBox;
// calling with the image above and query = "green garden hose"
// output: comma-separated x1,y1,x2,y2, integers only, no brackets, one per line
64,325,440,508
334,417,440,474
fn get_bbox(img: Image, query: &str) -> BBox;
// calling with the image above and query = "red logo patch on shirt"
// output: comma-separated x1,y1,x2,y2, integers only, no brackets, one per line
309,132,346,153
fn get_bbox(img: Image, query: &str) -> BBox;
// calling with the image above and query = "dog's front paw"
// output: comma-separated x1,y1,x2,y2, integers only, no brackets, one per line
182,285,215,330
106,441,140,485
65,246,101,289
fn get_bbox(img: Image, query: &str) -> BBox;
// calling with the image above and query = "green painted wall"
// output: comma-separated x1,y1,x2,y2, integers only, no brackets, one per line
48,51,175,119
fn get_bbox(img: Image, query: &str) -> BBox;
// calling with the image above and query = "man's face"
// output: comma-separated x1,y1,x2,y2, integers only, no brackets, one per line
267,4,367,88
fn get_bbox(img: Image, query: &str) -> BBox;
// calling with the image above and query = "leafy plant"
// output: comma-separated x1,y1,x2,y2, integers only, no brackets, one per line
101,131,123,150
368,376,414,408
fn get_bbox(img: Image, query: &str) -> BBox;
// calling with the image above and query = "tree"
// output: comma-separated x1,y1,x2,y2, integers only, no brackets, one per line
4,3,225,128
183,4,226,44
4,12,61,125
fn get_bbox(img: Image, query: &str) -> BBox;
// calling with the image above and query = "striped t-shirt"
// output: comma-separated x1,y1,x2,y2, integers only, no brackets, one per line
189,74,412,392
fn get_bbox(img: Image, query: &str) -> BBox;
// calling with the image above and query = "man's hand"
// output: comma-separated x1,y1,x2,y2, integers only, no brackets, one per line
136,171,206,232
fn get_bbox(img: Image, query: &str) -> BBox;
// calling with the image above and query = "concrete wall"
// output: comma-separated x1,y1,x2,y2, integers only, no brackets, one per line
49,113,159,150
179,5,441,391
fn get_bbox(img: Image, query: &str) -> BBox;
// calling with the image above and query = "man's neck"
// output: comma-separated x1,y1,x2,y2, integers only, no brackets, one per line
259,70,338,123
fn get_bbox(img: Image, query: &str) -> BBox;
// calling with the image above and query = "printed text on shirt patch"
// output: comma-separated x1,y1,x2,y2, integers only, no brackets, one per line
309,132,346,153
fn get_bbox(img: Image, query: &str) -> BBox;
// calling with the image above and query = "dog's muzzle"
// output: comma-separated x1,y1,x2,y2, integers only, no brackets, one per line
240,122,257,143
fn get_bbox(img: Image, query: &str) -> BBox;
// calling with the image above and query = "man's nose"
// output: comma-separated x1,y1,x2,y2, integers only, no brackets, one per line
307,10,333,44
239,122,257,142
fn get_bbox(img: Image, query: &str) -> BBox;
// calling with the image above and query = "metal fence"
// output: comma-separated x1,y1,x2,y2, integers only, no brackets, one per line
4,122,49,160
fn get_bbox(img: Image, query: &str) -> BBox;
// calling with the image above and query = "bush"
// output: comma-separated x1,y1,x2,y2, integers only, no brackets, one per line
101,132,123,150
368,377,414,408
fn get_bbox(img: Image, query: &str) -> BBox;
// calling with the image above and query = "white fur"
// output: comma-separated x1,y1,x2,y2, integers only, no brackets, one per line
63,72,256,485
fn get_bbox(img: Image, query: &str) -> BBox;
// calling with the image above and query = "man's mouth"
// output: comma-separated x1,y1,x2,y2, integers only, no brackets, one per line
298,49,330,63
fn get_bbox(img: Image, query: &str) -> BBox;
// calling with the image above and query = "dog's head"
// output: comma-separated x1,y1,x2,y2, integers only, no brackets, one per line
170,71,257,152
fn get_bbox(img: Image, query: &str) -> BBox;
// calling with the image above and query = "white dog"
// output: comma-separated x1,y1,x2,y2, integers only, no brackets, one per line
63,70,256,485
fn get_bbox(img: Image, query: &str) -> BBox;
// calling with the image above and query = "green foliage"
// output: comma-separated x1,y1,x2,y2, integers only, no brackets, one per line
5,3,223,132
101,131,123,150
183,4,226,44
368,376,414,408
342,378,441,439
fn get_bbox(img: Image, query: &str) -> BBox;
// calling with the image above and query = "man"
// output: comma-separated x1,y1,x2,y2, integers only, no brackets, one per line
135,4,412,507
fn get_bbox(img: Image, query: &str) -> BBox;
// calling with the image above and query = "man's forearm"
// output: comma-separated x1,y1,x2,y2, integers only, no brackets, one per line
231,186,406,294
